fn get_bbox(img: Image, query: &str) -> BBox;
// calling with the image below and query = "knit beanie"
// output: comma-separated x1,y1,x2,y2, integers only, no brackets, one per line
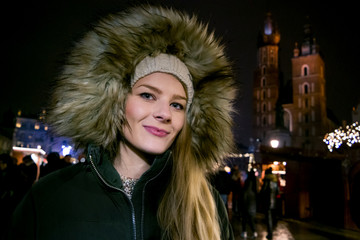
132,54,194,110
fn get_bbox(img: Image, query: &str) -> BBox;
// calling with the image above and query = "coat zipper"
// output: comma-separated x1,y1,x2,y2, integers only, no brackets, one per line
89,155,137,240
140,151,172,239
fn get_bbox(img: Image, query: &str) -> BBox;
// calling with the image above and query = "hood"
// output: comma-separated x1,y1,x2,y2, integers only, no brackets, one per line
48,5,237,164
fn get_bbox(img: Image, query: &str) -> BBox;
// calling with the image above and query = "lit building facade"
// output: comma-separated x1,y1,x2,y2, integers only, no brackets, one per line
13,115,49,150
253,13,335,152
283,22,335,151
12,110,80,162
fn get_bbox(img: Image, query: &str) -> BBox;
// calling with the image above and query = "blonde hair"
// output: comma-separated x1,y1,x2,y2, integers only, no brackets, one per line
157,122,221,240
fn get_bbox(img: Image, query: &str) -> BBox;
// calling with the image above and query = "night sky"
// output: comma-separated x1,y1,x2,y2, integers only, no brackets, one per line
1,0,359,146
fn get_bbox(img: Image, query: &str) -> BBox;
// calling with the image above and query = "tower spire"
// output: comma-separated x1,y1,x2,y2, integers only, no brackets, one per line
264,12,280,45
300,16,319,56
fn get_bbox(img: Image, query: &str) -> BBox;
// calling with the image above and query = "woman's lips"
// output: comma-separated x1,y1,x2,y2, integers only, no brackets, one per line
144,126,169,137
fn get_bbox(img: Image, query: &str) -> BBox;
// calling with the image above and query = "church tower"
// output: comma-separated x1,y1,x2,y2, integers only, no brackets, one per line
253,12,281,142
283,21,330,151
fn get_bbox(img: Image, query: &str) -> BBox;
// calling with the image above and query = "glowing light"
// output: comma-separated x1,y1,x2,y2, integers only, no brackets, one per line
12,146,46,155
224,166,231,173
273,161,279,165
323,121,360,152
228,153,254,158
61,145,72,156
270,139,279,148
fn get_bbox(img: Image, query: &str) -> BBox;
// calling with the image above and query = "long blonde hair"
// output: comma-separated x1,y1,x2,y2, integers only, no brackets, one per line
157,122,221,240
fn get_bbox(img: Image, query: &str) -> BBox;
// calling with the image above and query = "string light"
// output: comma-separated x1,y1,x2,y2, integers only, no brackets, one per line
323,121,360,152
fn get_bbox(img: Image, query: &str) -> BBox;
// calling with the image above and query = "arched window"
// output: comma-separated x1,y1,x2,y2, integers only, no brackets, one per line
283,109,293,132
302,82,310,94
301,64,309,76
261,77,266,87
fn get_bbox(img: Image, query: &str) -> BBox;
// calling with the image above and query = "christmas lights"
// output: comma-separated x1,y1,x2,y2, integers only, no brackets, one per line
323,122,360,152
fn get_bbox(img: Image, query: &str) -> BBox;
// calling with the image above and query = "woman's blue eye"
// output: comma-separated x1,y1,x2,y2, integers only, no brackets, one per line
140,93,154,99
171,102,184,110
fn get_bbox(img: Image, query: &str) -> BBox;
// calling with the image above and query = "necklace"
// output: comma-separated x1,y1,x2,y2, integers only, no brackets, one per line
120,174,139,199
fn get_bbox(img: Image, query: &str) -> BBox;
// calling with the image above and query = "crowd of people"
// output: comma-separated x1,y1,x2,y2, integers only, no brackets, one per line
0,152,75,240
210,166,281,239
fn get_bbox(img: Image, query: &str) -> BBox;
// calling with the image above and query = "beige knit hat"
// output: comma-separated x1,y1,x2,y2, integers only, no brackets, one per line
131,54,194,111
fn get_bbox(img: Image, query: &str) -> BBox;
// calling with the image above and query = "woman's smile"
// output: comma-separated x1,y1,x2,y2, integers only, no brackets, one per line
143,125,170,137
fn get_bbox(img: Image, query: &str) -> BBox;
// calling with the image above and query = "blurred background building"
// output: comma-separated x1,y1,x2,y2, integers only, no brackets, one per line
10,109,81,165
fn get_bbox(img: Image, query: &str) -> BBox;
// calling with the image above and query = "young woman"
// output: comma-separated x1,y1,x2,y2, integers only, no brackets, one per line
9,5,237,240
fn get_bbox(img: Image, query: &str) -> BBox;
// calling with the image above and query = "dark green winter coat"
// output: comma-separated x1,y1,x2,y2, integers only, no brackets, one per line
8,146,233,240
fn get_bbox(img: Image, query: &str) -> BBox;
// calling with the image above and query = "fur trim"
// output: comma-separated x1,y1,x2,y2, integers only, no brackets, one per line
48,5,237,167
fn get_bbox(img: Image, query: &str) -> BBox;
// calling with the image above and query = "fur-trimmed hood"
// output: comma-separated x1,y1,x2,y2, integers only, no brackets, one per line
48,5,237,167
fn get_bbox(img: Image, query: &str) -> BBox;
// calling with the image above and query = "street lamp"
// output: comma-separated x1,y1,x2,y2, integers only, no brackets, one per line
270,139,279,148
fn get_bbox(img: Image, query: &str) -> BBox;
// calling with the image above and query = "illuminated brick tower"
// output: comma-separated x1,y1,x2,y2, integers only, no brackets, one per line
253,12,281,142
283,21,334,151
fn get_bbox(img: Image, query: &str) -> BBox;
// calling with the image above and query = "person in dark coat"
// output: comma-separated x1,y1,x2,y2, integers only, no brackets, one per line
18,155,38,194
211,168,232,211
40,152,69,178
230,165,243,217
241,169,258,238
8,4,237,240
260,167,279,239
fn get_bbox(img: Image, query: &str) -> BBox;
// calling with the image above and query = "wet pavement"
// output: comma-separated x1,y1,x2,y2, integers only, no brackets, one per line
230,213,360,240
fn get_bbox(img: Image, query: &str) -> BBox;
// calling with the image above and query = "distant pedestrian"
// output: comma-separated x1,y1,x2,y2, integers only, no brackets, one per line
211,167,232,212
18,155,38,193
39,152,65,178
230,165,243,218
241,169,258,238
260,167,279,239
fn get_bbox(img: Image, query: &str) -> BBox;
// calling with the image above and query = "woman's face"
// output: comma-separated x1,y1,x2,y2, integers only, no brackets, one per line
123,72,187,155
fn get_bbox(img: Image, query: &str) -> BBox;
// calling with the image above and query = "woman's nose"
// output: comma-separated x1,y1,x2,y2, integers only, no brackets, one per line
153,102,171,122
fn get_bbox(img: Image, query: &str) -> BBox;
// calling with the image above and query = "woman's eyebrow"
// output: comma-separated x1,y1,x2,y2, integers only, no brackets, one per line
137,84,187,101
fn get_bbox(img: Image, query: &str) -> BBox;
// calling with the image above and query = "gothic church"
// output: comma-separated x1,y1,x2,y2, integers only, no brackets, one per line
252,13,336,153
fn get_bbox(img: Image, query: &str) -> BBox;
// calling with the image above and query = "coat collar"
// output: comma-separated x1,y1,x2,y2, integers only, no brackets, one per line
86,144,172,189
